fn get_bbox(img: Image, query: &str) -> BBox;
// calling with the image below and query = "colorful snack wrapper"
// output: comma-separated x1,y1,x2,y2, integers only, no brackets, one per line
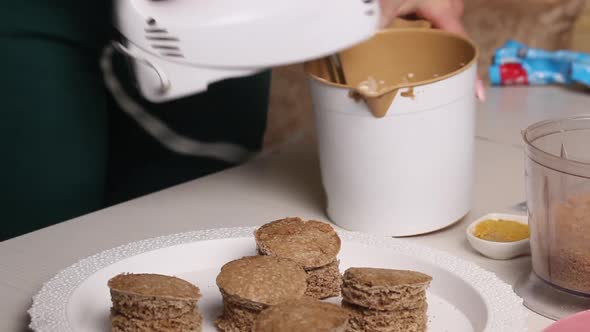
489,40,590,87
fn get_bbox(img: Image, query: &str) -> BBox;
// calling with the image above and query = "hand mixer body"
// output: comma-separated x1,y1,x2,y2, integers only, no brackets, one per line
113,0,380,102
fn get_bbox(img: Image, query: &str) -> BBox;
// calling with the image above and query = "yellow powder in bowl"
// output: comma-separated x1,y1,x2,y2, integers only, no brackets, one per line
474,219,529,242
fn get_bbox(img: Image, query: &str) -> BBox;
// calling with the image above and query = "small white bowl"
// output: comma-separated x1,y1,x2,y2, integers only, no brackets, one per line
466,213,531,260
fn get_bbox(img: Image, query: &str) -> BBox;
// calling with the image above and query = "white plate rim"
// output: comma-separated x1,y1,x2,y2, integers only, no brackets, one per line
28,227,527,332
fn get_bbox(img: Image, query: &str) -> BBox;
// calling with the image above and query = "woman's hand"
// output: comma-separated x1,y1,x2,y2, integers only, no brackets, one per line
378,0,485,101
379,0,464,33
378,0,423,29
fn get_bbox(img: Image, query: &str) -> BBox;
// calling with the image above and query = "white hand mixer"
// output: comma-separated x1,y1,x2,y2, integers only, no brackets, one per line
112,0,380,102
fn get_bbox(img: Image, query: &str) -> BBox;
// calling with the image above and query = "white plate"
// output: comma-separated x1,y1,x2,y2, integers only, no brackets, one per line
29,227,527,332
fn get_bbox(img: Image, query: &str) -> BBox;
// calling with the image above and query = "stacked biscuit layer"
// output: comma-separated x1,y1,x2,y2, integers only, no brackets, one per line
108,273,202,332
216,255,307,332
341,268,432,332
255,217,343,298
253,297,350,332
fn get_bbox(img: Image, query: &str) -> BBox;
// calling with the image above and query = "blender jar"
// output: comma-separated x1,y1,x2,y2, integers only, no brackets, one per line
524,116,590,295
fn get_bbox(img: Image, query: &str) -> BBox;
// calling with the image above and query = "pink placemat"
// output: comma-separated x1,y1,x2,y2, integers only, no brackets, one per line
545,310,590,332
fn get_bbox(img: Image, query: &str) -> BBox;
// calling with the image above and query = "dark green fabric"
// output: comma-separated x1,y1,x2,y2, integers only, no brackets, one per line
1,36,109,239
0,2,271,240
106,57,271,205
1,1,112,51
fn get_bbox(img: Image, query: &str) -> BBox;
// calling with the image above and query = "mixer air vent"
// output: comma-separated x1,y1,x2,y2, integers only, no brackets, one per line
145,22,184,59
361,0,376,16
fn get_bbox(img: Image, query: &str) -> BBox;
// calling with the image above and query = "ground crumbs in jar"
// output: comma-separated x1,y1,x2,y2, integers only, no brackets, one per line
547,193,590,293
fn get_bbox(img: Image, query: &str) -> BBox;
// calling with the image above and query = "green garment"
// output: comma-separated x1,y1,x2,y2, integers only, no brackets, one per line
0,1,271,240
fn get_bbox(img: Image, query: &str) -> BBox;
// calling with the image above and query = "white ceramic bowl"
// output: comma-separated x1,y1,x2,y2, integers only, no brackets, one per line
466,213,531,260
306,35,477,236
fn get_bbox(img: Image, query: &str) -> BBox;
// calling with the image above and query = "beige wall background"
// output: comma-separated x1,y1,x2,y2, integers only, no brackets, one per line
264,0,590,149
573,1,590,52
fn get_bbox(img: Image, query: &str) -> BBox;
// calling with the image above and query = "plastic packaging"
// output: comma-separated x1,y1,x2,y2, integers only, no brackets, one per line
489,40,590,87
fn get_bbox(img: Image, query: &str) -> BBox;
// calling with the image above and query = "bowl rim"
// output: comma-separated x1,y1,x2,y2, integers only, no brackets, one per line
522,115,590,178
305,28,480,91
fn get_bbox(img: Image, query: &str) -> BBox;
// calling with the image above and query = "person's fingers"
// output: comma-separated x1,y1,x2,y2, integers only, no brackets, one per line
379,0,426,28
378,0,402,28
424,14,486,101
417,1,486,101
379,0,486,102
451,0,464,17
417,8,467,36
396,0,428,16
476,77,487,102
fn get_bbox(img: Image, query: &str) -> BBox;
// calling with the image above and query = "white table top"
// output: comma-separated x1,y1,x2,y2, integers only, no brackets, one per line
2,86,590,332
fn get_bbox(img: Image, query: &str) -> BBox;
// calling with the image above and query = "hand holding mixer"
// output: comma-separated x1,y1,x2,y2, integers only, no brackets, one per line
112,0,380,102
112,0,481,241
